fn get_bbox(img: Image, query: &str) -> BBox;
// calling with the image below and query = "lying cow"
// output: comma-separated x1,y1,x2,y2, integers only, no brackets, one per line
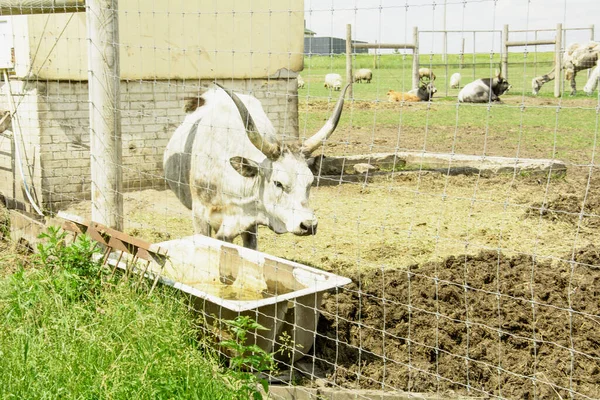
387,82,437,102
458,72,511,103
164,83,349,249
354,68,373,83
324,73,342,91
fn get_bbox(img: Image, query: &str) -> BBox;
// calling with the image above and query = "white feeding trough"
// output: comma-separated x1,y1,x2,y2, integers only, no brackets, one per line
57,212,351,363
89,235,351,362
115,233,351,363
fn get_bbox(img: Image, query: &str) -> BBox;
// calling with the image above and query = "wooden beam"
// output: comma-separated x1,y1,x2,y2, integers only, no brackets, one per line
352,43,416,50
0,0,85,14
506,39,556,47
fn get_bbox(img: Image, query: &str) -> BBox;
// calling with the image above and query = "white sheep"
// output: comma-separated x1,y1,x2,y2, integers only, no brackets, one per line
324,73,342,91
354,68,373,83
418,67,436,82
450,72,462,89
297,74,305,89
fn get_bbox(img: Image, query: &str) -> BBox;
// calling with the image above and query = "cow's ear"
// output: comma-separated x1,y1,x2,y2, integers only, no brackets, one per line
230,156,260,178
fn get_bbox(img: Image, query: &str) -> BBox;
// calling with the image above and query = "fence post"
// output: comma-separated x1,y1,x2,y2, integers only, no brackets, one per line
346,24,353,99
87,0,123,230
412,26,419,90
534,30,538,77
590,24,595,79
472,31,476,80
502,24,509,79
554,23,562,98
460,38,465,69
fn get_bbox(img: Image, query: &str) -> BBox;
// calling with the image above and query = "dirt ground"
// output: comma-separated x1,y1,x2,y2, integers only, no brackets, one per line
315,246,600,399
61,167,600,399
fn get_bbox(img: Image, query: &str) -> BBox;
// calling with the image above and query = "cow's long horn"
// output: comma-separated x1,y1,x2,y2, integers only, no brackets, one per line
215,83,281,160
301,83,349,155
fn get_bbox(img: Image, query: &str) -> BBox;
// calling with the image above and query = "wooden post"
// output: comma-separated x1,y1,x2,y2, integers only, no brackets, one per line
534,30,538,77
346,24,353,99
473,31,476,80
502,24,509,80
87,0,123,230
442,0,447,63
590,24,595,79
459,38,465,69
412,26,419,90
554,23,563,98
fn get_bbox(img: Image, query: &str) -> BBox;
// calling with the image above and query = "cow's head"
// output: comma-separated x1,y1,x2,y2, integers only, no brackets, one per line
492,70,512,96
217,83,348,236
418,82,437,100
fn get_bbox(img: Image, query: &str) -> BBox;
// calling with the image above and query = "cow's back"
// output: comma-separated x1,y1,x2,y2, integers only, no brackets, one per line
164,88,276,209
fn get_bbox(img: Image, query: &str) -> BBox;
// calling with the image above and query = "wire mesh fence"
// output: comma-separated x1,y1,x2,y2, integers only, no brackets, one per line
0,0,599,399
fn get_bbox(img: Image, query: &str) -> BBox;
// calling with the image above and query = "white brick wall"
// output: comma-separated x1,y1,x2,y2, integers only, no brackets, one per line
0,78,299,211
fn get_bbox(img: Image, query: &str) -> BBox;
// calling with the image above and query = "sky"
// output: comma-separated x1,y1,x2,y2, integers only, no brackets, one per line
304,0,598,54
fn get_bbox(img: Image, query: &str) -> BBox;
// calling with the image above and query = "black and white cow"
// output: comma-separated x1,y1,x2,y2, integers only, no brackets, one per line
458,72,512,103
163,83,348,249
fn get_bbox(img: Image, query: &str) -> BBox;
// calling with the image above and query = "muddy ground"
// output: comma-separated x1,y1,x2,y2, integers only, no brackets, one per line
314,246,600,399
61,168,600,399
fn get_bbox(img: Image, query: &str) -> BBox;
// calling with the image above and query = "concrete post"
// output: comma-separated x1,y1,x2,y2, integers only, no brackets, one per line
87,0,123,230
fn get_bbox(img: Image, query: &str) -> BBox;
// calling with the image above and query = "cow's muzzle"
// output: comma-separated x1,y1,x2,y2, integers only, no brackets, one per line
297,221,318,236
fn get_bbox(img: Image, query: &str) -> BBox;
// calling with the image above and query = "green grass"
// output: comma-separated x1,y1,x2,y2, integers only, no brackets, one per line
0,229,240,399
297,53,599,164
298,52,590,99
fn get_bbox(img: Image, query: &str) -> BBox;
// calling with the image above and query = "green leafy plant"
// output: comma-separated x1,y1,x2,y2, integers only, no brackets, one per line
36,226,104,301
220,316,276,400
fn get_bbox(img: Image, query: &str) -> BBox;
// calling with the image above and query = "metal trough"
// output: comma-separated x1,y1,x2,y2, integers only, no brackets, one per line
107,234,352,363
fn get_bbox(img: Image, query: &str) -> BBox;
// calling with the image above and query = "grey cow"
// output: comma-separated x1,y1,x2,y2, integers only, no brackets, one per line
458,72,511,103
163,84,349,249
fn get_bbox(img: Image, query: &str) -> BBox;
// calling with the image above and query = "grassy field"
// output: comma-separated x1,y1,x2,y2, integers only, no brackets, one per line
298,52,588,99
296,53,599,165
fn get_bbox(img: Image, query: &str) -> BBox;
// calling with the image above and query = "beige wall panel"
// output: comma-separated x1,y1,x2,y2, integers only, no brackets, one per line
18,0,303,80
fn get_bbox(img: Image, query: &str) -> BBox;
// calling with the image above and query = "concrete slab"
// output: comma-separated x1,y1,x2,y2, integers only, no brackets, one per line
267,385,485,400
312,151,566,178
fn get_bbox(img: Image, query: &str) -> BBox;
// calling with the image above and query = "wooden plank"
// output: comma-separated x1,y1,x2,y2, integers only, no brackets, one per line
506,39,556,47
352,43,415,49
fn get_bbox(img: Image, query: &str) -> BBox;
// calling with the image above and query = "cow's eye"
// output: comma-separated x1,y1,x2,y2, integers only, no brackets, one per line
274,181,284,189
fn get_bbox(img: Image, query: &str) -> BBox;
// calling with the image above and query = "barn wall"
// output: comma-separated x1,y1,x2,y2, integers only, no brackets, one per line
0,78,299,211
11,0,304,80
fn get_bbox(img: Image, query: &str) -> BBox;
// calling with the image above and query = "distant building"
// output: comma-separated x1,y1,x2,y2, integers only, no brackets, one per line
304,37,368,55
304,27,317,37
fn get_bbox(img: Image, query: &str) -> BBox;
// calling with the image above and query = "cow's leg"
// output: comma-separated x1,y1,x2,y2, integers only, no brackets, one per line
570,72,577,96
532,66,556,95
241,225,258,250
192,203,212,237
